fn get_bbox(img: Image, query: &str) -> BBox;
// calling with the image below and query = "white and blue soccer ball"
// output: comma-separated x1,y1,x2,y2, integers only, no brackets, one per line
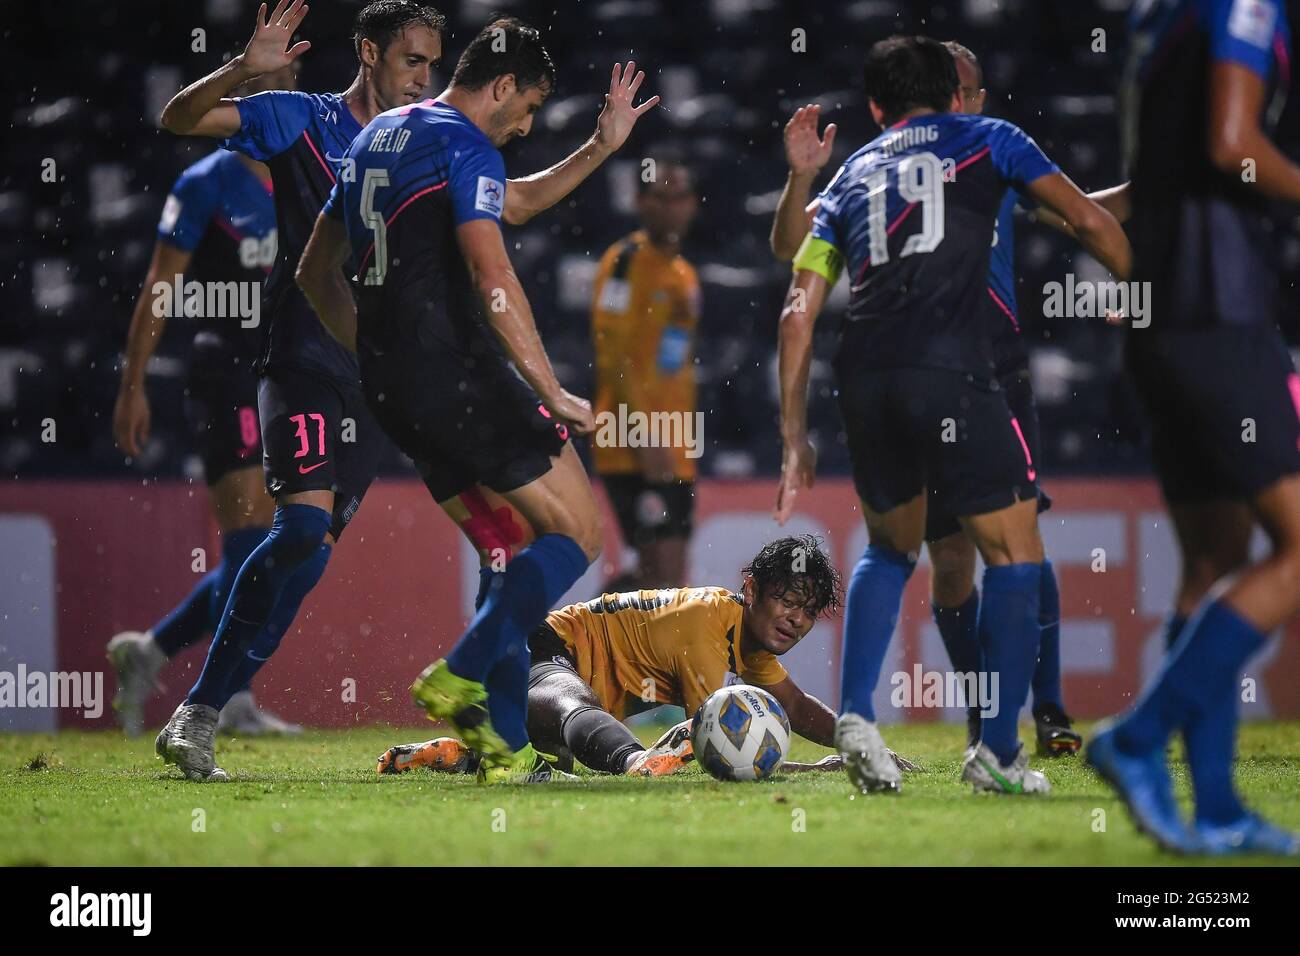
692,684,790,781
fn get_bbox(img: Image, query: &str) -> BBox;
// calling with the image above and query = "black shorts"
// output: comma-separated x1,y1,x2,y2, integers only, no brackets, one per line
185,341,262,486
602,474,695,546
838,366,1039,521
359,349,567,503
1126,325,1300,503
258,365,387,540
527,621,578,674
924,366,1052,542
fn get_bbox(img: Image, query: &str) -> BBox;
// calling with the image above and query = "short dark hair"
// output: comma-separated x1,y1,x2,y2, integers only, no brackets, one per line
451,17,556,93
353,1,446,60
863,35,958,125
943,40,983,87
743,535,843,618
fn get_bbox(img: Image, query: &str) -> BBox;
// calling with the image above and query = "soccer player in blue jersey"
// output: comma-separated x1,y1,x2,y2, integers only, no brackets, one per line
1087,0,1300,856
773,36,1130,795
297,18,660,783
108,64,304,739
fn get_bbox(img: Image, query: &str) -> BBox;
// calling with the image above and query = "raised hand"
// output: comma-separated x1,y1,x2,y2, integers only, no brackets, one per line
784,104,837,176
240,0,312,76
595,61,661,152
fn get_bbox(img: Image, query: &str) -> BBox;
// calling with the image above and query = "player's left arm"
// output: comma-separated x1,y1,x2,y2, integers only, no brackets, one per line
1029,182,1131,235
1023,172,1131,279
503,61,660,225
774,263,833,525
296,210,357,352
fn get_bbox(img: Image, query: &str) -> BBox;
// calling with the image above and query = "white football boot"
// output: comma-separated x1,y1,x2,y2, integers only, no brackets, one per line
217,690,303,736
156,703,229,782
835,713,902,793
961,741,1050,794
106,631,167,737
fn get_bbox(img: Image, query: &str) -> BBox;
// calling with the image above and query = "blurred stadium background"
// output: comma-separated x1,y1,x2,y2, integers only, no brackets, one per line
3,0,1300,732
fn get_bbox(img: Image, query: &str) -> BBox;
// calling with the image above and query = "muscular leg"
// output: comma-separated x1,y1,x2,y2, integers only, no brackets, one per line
526,661,642,774
839,492,926,721
927,531,981,742
187,489,335,708
442,444,601,751
438,484,536,611
959,498,1045,765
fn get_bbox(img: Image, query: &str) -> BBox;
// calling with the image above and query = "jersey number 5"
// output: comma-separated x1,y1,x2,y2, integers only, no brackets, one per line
866,152,946,265
361,168,390,287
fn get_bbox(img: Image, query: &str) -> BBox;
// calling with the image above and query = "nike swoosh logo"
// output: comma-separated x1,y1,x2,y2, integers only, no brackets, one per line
298,461,329,475
231,214,257,227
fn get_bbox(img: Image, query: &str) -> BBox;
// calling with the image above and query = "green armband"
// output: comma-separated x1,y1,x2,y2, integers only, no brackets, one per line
792,234,844,284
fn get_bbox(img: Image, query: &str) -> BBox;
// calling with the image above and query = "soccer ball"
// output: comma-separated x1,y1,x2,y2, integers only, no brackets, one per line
692,684,790,781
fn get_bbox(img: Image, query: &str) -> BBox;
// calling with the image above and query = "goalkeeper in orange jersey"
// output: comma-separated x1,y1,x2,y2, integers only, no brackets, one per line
377,535,918,778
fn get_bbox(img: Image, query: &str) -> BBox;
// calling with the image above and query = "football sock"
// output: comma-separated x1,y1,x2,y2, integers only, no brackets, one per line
152,525,268,656
1147,609,1253,826
151,570,219,658
933,587,982,684
446,533,589,749
1030,559,1064,712
186,504,331,708
560,704,644,774
223,543,332,699
978,562,1043,765
1115,600,1265,782
840,545,915,723
474,565,502,612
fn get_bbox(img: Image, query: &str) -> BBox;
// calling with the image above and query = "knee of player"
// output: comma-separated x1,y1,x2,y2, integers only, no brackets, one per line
268,504,333,564
929,536,976,592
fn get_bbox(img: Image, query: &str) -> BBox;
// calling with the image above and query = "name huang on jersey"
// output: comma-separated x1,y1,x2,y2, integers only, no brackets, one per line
875,123,941,159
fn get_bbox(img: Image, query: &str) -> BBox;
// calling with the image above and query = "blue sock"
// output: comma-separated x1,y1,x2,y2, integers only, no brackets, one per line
933,588,982,680
223,543,332,699
1031,559,1064,712
1116,599,1266,767
474,566,502,612
153,526,268,657
187,504,331,708
446,533,589,750
206,526,270,636
152,570,219,657
1144,607,1253,826
978,562,1042,765
840,546,915,723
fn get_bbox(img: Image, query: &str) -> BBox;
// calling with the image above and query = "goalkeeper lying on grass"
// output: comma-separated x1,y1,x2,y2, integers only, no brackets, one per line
378,535,918,778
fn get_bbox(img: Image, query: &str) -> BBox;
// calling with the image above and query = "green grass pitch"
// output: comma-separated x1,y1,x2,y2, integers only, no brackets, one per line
2,721,1298,866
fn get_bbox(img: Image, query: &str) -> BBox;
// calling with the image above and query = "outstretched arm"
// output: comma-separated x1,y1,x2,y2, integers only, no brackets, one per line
1023,172,1132,279
1029,182,1130,235
774,265,831,524
761,676,918,773
504,61,660,225
771,104,836,260
160,0,311,136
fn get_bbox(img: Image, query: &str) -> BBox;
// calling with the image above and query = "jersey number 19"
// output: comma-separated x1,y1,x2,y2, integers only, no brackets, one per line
865,152,946,266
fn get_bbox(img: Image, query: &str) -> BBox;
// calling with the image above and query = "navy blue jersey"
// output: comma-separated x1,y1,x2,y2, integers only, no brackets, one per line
157,149,276,356
812,112,1057,376
222,91,363,382
323,101,508,364
988,188,1028,375
1123,0,1291,328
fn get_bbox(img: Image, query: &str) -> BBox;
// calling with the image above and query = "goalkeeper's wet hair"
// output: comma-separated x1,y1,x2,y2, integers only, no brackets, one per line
743,534,843,618
862,35,958,125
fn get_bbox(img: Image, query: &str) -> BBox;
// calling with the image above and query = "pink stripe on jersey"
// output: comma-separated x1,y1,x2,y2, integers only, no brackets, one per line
357,181,449,274
1287,373,1300,451
302,132,335,184
1010,415,1037,482
952,145,990,175
988,285,1019,331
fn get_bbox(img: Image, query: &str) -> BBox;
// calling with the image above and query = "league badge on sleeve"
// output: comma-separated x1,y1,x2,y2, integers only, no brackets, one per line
475,176,505,217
